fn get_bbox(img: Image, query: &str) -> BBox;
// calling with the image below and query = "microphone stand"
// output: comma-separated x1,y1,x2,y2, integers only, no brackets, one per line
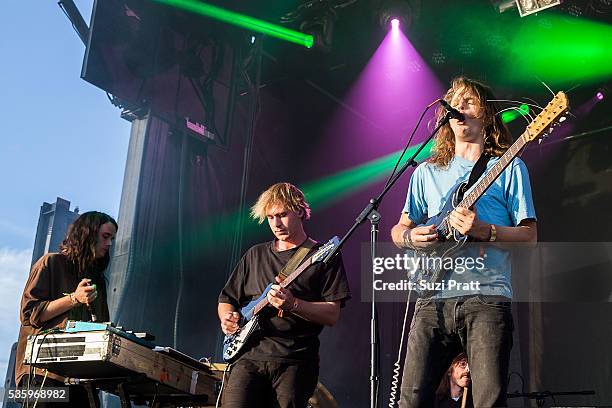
507,390,595,407
323,112,454,408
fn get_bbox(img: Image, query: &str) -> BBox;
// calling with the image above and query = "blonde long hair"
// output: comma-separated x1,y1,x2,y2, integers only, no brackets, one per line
250,182,311,224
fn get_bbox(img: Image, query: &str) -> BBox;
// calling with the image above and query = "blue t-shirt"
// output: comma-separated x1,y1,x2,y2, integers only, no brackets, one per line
402,155,537,299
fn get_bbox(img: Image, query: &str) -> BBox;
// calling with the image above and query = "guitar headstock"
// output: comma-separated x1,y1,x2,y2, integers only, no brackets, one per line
312,236,341,263
524,91,569,142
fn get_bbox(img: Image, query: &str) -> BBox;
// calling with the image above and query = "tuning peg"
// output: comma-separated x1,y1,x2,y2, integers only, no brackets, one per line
559,116,567,122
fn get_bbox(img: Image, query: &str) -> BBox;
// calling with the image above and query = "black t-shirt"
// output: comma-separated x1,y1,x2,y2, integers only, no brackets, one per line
435,393,473,408
218,239,351,362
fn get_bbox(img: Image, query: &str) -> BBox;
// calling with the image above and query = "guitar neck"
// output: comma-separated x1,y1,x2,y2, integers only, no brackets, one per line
457,91,569,209
459,133,528,209
251,256,315,316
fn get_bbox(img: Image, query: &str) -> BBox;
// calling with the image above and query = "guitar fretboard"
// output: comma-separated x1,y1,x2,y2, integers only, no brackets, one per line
458,132,529,209
251,256,314,316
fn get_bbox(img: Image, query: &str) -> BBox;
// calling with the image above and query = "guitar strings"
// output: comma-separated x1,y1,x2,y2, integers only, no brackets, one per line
488,99,544,114
521,96,545,111
564,83,582,94
534,78,577,120
496,106,536,124
536,77,556,97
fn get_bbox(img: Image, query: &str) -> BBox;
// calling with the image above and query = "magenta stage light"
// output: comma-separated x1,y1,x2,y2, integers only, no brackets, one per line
310,23,444,179
596,91,604,100
391,18,400,30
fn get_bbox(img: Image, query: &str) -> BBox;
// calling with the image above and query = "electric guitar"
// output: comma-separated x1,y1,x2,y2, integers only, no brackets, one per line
410,92,569,294
222,236,340,363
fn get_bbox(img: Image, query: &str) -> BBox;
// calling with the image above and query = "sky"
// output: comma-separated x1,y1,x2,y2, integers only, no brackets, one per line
0,1,131,381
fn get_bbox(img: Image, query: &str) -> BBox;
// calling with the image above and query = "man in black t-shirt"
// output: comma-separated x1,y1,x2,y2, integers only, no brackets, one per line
218,182,351,408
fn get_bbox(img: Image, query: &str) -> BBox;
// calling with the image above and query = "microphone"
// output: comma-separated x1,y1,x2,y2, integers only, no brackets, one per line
438,99,465,121
87,305,98,322
86,281,98,322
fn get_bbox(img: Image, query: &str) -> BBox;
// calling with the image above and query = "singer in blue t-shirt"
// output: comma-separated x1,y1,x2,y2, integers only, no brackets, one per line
391,77,537,407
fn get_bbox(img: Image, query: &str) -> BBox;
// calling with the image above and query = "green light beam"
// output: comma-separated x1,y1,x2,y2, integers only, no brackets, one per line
303,140,435,210
172,141,435,251
152,0,314,48
501,104,530,124
505,14,612,86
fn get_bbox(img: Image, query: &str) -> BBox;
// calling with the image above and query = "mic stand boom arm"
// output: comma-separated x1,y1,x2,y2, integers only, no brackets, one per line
322,112,452,408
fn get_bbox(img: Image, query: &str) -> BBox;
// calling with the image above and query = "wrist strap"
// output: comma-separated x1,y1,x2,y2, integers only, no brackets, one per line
402,229,414,249
290,298,299,313
489,224,497,242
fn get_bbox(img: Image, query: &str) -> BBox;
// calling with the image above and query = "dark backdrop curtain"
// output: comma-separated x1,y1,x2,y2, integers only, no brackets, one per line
106,89,612,406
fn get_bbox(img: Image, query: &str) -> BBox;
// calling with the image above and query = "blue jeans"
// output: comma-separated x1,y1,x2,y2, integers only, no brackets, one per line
399,295,514,408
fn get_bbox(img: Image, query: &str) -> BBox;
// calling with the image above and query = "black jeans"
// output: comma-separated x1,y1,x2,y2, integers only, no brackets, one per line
399,296,514,408
222,358,319,408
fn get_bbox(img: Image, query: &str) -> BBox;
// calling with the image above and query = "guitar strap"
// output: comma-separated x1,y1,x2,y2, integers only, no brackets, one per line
458,153,491,202
276,237,317,282
417,153,491,299
276,238,317,318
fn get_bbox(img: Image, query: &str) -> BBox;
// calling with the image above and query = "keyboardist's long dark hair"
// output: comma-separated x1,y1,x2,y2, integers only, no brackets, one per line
60,211,118,276
431,77,512,167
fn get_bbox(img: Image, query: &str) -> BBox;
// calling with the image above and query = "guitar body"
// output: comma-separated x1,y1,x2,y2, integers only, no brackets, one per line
221,236,341,363
409,182,469,295
408,91,569,295
222,283,272,363
426,181,469,244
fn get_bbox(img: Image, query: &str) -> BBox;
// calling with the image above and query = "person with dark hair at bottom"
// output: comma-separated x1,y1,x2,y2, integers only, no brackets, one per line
435,352,473,408
15,211,117,407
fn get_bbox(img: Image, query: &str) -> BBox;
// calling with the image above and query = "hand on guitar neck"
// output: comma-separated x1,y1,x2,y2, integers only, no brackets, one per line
267,276,298,313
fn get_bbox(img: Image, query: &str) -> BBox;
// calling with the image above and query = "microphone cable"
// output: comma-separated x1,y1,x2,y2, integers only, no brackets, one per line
388,285,414,407
384,100,440,190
